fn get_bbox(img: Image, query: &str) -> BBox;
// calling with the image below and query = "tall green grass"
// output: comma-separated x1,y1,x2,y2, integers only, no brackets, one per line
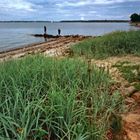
0,55,124,140
71,30,140,59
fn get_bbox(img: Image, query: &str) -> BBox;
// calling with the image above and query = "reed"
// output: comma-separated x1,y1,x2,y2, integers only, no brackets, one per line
0,55,124,140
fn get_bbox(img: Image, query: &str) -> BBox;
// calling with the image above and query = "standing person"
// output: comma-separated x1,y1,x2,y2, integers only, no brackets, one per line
44,26,47,41
44,26,47,35
58,29,61,36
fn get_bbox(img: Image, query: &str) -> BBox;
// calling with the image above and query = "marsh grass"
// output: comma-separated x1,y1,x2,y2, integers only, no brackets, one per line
71,30,140,59
0,55,124,140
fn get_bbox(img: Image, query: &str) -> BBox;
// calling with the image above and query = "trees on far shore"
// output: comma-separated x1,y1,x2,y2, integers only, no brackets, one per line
130,13,140,22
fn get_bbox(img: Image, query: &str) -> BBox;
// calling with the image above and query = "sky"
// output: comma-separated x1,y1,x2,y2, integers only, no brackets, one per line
0,0,140,21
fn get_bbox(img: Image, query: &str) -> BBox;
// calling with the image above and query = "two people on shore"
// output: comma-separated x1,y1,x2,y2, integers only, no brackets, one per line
44,26,61,36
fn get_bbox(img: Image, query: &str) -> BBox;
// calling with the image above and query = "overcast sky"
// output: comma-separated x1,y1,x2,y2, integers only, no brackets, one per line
0,0,140,21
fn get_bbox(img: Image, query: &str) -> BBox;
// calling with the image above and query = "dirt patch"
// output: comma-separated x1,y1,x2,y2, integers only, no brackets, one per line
90,56,140,140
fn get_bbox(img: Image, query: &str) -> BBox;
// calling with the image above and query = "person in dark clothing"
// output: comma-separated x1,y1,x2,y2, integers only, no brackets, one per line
44,26,47,35
58,29,61,36
44,26,47,41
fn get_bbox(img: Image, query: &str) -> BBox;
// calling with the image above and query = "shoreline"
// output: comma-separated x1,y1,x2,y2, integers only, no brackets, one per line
0,35,90,61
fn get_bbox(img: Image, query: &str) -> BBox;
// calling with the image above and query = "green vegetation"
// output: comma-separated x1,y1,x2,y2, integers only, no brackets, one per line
71,30,140,59
130,13,140,22
114,61,140,83
0,55,124,140
113,61,140,90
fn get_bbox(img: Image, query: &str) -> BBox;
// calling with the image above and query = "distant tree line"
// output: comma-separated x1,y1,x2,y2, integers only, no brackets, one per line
130,13,140,22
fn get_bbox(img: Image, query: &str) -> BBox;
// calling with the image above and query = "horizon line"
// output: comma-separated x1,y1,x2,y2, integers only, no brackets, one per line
0,19,130,22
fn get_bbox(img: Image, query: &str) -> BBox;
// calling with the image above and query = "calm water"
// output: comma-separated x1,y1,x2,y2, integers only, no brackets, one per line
0,22,139,51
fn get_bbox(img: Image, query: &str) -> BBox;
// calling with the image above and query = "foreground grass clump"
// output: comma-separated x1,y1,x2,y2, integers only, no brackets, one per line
71,30,140,59
0,55,123,140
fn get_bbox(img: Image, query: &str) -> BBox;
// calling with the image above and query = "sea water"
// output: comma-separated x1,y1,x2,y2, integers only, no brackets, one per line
0,22,139,51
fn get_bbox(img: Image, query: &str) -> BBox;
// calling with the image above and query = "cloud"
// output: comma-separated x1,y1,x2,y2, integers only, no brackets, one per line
0,0,36,11
56,0,139,7
94,0,139,4
56,0,91,7
0,0,140,20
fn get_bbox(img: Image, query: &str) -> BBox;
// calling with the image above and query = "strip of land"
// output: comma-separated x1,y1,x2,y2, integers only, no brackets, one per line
0,35,89,61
